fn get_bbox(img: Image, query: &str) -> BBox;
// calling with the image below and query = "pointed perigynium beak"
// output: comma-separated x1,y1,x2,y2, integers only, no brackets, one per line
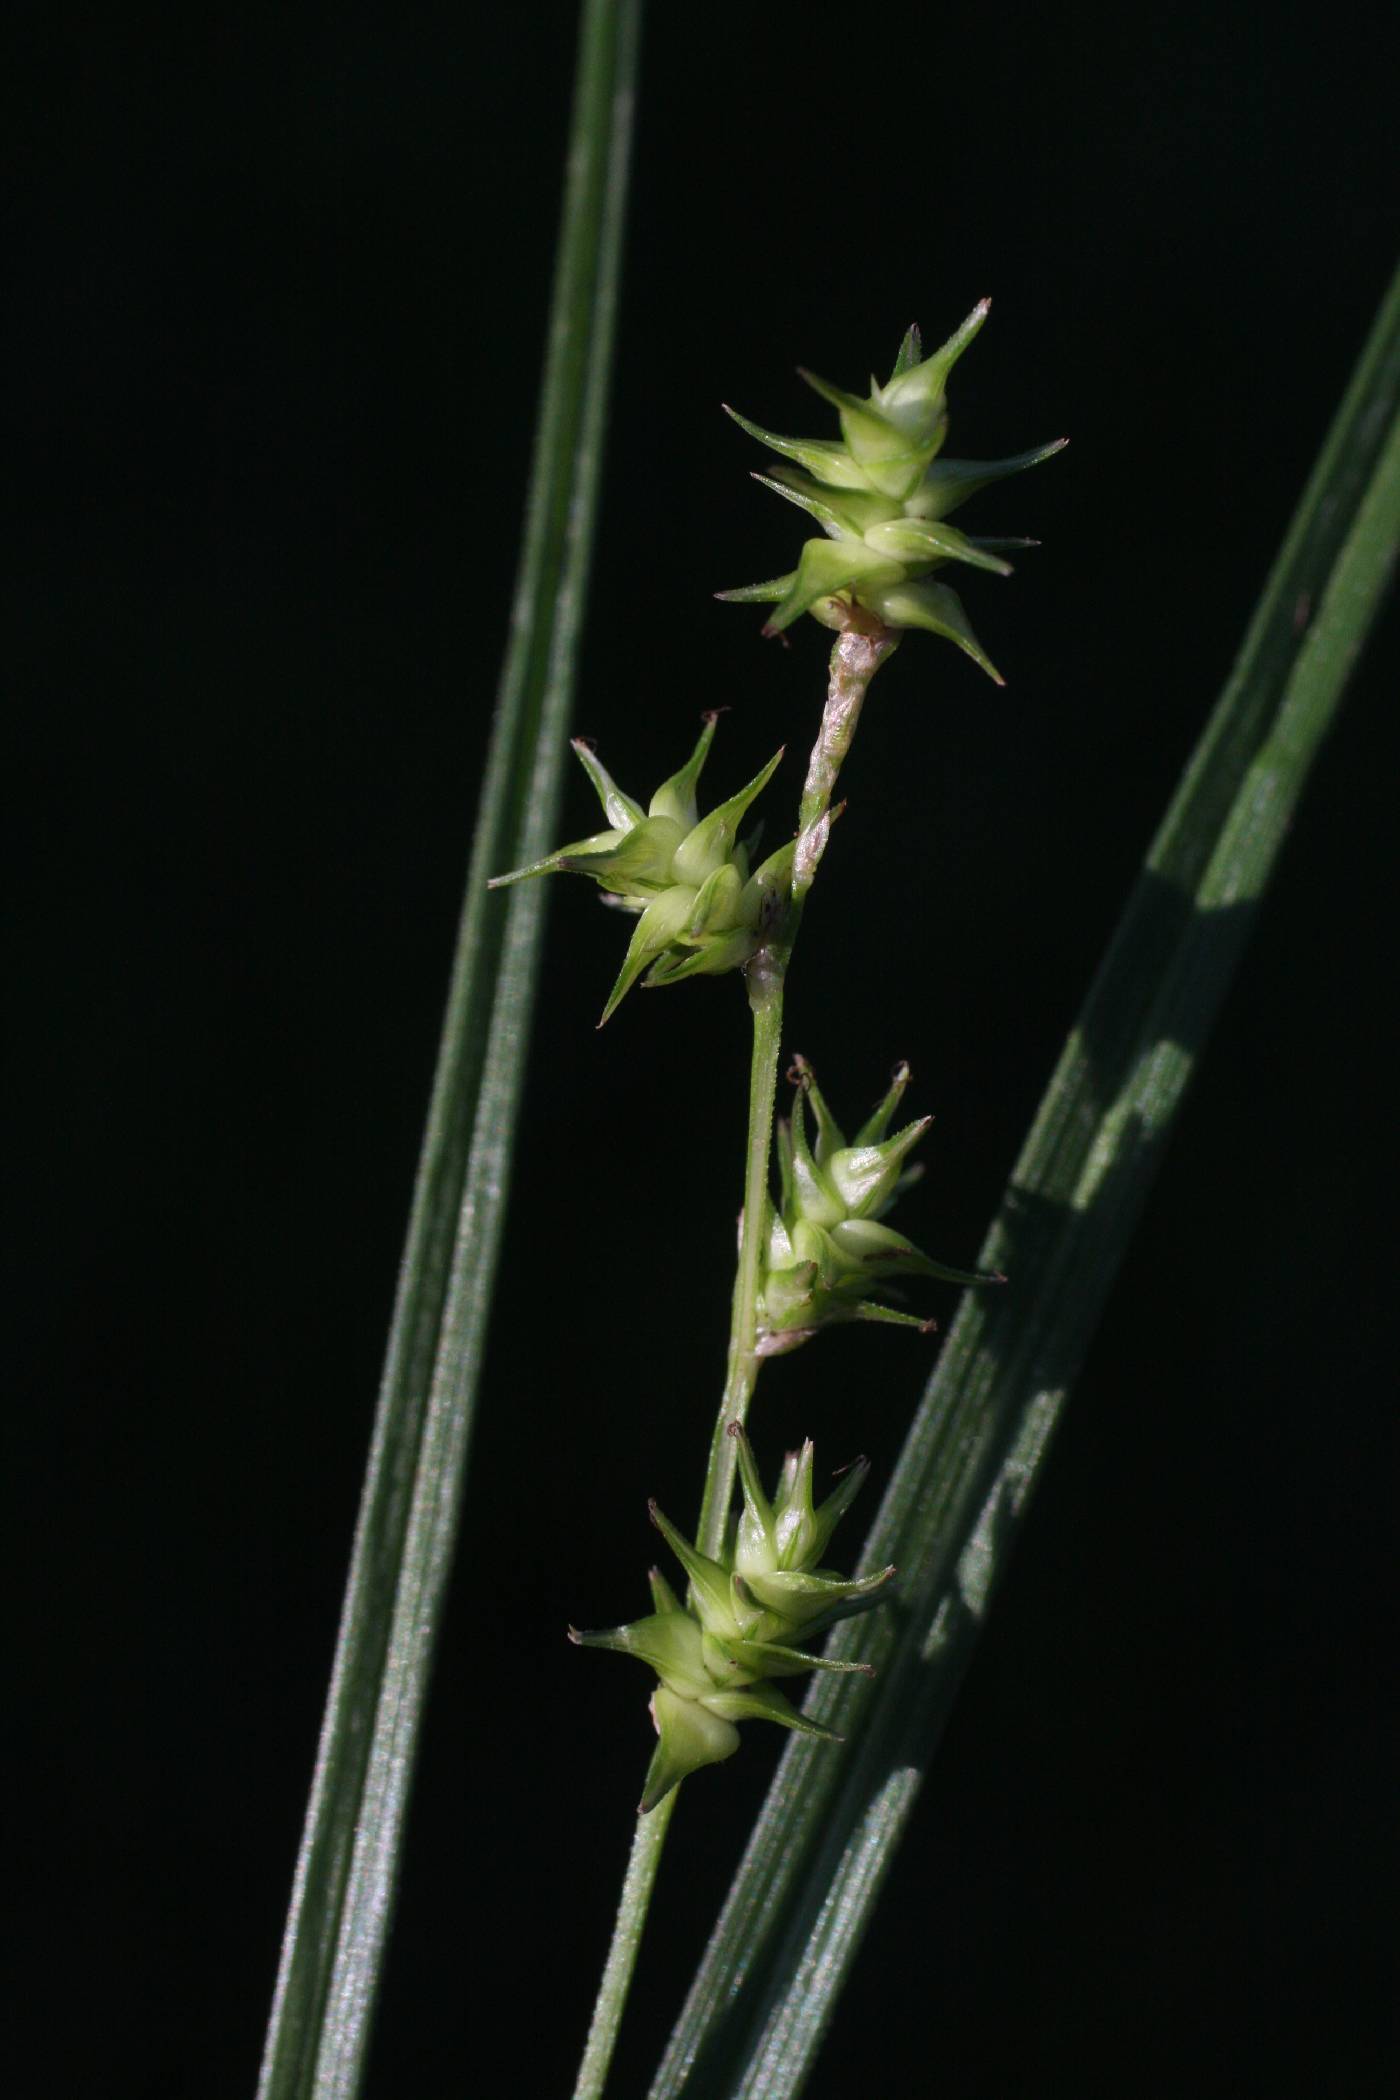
569,1427,892,1813
487,712,794,1024
717,301,1066,675
757,1055,1004,1354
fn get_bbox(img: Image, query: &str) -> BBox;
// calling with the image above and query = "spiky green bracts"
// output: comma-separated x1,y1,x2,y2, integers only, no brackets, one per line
758,1057,1002,1354
571,1429,892,1813
489,714,793,1024
718,299,1066,679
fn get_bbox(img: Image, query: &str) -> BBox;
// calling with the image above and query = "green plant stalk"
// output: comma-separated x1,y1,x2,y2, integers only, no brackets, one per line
792,625,900,905
256,7,640,2097
571,620,897,2099
652,260,1400,2100
701,621,900,1547
571,980,780,2100
693,973,785,1552
571,1792,676,2100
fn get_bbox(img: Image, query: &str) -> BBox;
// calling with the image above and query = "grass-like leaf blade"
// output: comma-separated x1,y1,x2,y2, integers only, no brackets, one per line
256,6,640,2094
652,259,1400,2099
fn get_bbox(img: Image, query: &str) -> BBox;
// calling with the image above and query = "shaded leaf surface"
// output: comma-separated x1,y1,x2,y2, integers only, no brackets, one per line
256,7,641,2095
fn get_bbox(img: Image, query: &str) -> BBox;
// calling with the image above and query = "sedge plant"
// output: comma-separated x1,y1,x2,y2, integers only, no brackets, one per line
488,301,1064,2095
256,11,1398,2094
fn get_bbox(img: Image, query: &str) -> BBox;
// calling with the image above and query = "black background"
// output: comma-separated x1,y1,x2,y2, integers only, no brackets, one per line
10,3,1399,2095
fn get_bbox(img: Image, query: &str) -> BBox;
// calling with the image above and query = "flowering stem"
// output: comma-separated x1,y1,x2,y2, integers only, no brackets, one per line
570,1790,675,2100
794,622,900,904
571,969,783,2100
698,621,898,1549
571,614,895,2099
695,964,785,1551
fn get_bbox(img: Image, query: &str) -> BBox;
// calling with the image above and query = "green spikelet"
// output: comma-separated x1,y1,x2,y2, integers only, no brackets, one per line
719,301,1066,675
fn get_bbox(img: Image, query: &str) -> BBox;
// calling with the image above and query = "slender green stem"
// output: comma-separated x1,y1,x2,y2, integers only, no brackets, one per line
571,1793,676,2100
570,973,783,2100
700,618,897,1548
794,624,899,905
695,966,786,1553
571,612,896,2099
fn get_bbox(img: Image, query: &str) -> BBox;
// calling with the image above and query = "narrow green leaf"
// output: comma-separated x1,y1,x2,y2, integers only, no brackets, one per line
256,7,641,2096
652,260,1400,2100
